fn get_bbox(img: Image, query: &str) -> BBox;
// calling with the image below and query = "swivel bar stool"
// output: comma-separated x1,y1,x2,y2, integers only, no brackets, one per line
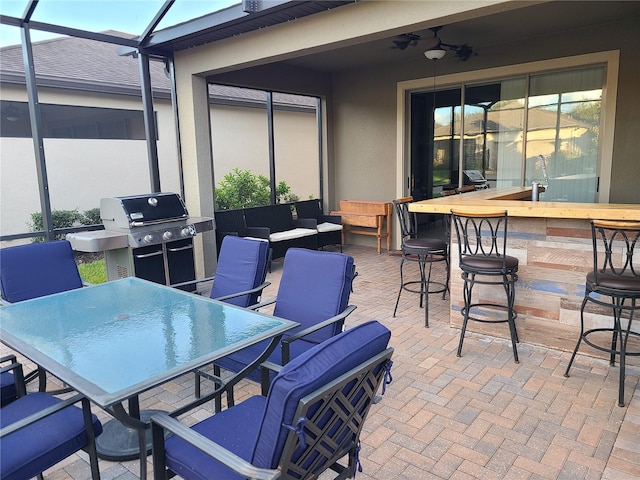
393,197,449,327
450,210,520,362
564,219,640,407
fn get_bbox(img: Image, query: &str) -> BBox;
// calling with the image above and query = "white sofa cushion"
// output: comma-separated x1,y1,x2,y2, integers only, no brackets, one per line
317,222,343,233
269,228,317,242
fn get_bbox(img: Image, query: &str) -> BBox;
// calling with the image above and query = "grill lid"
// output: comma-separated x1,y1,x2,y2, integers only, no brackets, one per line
101,193,189,230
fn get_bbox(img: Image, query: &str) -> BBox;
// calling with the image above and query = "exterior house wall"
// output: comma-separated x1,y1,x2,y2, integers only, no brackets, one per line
173,1,639,254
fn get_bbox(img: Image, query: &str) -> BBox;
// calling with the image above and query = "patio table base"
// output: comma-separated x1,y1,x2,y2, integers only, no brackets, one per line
96,409,167,461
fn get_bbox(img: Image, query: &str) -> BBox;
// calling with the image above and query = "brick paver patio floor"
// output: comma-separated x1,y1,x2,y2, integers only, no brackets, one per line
3,244,639,479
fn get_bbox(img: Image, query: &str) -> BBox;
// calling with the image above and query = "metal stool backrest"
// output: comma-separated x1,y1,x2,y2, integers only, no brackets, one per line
450,210,510,272
393,196,418,240
590,220,640,296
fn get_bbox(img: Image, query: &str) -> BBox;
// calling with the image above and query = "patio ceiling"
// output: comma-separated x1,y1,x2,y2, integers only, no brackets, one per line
1,1,637,72
275,1,640,72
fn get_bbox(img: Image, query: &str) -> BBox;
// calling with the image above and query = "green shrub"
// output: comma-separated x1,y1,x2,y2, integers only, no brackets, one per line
215,168,299,210
29,207,101,241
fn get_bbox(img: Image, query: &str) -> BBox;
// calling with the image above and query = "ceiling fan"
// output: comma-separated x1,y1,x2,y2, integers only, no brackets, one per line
391,27,475,61
391,33,421,51
423,26,475,61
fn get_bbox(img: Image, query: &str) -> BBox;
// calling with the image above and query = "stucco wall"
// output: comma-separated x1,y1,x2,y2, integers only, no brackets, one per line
0,85,181,237
183,2,638,252
0,85,320,241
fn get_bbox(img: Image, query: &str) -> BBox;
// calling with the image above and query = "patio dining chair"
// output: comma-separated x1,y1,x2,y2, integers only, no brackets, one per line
172,234,270,307
0,240,86,304
203,247,357,407
0,240,88,393
0,355,19,407
174,235,272,398
0,360,103,480
151,320,394,480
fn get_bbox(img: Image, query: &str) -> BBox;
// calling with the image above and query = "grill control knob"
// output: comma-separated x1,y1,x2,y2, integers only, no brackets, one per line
143,234,154,244
181,228,192,237
163,231,173,241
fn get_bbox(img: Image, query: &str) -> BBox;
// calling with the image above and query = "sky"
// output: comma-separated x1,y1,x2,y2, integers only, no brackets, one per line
0,0,238,47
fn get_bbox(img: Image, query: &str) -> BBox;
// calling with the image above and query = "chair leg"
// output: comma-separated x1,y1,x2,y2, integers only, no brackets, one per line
564,295,590,377
457,273,474,357
504,275,519,363
393,256,406,317
616,297,635,407
442,253,450,300
82,397,102,480
419,256,429,327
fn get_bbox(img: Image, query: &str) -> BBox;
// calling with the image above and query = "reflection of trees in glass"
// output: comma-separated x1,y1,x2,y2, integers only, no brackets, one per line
568,101,600,159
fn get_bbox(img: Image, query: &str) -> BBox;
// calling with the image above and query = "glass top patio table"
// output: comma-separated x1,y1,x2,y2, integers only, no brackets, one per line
0,276,297,407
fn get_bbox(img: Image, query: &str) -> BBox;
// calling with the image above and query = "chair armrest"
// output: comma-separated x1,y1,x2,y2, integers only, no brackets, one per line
0,354,17,365
294,218,318,229
245,226,270,240
170,275,216,290
151,412,281,480
281,305,357,363
0,392,89,438
320,214,342,224
213,281,271,303
248,297,277,310
0,360,26,398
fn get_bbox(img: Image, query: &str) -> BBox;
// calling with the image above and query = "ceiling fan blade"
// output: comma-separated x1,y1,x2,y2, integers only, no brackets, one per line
392,40,409,50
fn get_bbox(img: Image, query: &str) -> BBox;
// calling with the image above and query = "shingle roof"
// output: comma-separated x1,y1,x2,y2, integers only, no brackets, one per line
0,31,315,107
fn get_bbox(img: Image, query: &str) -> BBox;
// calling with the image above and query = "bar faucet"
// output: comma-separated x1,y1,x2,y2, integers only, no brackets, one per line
531,155,549,201
538,154,549,189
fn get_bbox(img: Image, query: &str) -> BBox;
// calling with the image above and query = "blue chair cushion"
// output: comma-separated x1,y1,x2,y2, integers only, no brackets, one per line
215,248,356,381
252,320,391,468
0,372,17,406
0,392,103,480
165,395,266,480
210,236,269,307
273,248,354,344
164,321,390,479
0,240,83,303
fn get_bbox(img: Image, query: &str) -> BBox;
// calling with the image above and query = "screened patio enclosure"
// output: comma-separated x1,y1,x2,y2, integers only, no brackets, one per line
1,1,638,268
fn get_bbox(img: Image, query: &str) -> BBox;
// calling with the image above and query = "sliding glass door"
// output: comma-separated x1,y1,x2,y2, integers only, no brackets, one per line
410,65,604,202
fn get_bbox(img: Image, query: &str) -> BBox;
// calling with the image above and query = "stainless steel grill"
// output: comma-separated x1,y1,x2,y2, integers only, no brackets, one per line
67,193,214,289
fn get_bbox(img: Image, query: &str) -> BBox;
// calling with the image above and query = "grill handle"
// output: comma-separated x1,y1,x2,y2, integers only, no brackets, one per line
167,245,194,253
134,250,163,259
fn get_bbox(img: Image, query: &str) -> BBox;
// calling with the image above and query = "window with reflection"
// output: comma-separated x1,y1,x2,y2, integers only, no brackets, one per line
411,65,603,202
525,67,603,202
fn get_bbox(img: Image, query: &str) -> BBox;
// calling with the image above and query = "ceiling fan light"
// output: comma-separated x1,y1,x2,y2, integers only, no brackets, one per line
424,48,446,60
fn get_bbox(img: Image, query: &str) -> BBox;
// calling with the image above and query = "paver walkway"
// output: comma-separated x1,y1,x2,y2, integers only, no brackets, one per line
3,244,639,479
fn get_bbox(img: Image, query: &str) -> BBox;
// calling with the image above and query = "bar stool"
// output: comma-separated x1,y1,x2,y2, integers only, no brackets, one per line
450,210,520,362
564,219,640,407
392,197,449,327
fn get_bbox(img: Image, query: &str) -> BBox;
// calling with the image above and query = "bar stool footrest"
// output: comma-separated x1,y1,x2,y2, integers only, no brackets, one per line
401,279,448,296
582,328,640,357
461,302,518,324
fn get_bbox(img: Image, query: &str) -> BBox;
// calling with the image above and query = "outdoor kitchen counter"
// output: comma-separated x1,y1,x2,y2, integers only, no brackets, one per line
408,186,640,220
408,187,640,365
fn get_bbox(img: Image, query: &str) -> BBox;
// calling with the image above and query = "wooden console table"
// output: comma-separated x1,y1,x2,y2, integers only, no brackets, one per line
331,200,392,253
